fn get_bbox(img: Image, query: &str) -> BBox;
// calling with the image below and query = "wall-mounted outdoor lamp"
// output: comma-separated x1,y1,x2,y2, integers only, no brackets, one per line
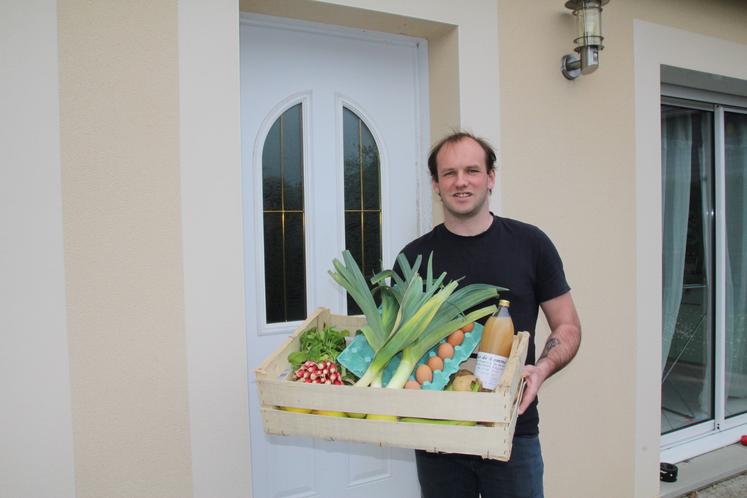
561,0,609,80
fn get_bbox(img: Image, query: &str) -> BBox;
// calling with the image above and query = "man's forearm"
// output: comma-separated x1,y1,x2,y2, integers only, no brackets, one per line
519,292,581,414
535,323,581,379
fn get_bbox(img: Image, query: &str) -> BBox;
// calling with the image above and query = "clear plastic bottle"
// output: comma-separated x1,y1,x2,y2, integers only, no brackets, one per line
474,299,515,390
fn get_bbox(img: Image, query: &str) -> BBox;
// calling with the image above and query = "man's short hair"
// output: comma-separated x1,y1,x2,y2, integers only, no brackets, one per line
427,131,497,180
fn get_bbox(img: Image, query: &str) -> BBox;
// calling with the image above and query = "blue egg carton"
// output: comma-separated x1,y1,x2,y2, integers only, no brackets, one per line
337,323,483,390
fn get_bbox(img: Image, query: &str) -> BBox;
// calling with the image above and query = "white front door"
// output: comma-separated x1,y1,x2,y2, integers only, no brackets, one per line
240,14,427,498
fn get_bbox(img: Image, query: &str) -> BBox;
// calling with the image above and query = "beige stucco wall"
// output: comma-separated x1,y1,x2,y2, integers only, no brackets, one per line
6,1,747,497
58,1,192,496
498,1,639,496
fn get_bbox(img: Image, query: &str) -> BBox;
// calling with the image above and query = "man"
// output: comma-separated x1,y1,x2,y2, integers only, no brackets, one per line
398,131,581,498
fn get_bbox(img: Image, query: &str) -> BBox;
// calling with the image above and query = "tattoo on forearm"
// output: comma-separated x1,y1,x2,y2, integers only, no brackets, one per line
539,338,560,361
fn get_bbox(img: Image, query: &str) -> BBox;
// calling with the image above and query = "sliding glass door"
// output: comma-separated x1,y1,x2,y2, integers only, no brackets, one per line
661,95,747,454
660,103,714,434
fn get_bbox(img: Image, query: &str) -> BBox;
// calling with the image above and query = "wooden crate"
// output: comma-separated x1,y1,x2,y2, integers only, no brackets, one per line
255,307,529,461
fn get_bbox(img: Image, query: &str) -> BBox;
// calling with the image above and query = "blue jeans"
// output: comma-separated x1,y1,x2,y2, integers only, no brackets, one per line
415,435,544,498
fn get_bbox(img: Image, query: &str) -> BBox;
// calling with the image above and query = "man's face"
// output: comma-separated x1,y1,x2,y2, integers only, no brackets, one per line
432,138,495,220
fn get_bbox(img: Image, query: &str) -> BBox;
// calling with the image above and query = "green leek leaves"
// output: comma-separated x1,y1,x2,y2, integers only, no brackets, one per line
328,250,506,389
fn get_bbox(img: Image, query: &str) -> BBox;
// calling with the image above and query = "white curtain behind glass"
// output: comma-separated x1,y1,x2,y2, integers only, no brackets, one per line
725,113,747,405
661,111,693,374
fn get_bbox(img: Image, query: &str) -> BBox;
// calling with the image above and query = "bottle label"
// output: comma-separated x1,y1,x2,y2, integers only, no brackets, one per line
474,351,508,390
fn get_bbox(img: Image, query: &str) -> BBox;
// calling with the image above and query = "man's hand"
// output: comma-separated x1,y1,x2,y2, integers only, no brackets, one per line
518,291,581,415
519,363,551,414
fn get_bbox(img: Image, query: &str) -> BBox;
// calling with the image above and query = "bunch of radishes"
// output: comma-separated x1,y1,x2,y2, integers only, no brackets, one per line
293,360,344,385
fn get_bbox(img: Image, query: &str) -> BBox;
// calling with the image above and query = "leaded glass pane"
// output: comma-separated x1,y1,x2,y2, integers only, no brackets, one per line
262,120,281,211
343,109,361,211
363,211,382,277
262,104,306,323
343,107,382,315
263,212,284,323
345,211,362,272
282,104,303,210
361,125,380,210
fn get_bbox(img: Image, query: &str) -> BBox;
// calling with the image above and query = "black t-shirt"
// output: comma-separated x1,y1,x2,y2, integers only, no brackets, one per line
398,214,570,436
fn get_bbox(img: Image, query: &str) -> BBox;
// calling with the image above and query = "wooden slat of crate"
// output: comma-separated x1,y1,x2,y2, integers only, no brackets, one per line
261,406,518,460
257,380,514,422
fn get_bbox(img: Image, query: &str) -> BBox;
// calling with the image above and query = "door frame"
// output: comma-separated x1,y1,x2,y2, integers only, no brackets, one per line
179,3,502,496
239,13,431,497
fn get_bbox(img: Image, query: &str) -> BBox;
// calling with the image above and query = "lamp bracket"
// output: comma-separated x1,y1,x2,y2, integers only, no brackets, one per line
561,53,581,80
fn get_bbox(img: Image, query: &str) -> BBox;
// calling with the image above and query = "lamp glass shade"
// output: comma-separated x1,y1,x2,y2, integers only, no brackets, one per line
575,3,603,46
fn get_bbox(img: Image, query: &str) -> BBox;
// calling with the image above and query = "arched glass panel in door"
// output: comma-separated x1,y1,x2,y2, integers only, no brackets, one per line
262,104,306,323
343,107,382,315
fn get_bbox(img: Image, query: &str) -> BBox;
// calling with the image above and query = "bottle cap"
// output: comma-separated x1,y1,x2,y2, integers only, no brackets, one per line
498,299,510,307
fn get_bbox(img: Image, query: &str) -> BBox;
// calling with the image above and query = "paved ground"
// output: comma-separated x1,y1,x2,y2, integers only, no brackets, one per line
685,472,747,498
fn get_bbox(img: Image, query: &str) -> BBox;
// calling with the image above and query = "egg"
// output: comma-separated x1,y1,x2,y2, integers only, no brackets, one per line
447,329,465,347
461,322,475,333
438,342,454,359
415,364,433,384
404,380,421,389
427,355,444,372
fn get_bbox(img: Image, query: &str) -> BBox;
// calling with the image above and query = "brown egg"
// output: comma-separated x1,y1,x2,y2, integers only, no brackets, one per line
427,355,444,372
404,380,421,389
461,322,475,333
447,329,464,347
415,364,433,384
438,342,454,359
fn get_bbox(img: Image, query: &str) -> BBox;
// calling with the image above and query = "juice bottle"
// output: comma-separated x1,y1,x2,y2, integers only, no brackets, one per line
474,299,515,390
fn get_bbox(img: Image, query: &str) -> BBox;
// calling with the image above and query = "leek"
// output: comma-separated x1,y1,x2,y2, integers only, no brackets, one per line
386,305,497,389
328,251,390,350
328,250,506,390
355,279,459,387
385,282,506,389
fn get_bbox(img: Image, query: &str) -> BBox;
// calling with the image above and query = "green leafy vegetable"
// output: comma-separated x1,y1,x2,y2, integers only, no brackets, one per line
288,325,349,370
329,251,391,351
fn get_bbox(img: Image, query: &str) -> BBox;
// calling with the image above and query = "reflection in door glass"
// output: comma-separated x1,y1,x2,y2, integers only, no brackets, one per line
262,104,306,323
343,107,382,315
660,104,714,434
724,111,747,418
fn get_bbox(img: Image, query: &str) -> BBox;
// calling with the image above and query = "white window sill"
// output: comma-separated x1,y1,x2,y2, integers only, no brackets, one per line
660,443,747,498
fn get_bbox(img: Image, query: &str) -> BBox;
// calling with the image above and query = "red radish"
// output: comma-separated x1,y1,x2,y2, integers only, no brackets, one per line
293,359,345,385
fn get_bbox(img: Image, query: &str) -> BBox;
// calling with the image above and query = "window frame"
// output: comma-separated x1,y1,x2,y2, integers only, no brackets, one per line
340,104,384,316
260,101,308,325
253,94,314,336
